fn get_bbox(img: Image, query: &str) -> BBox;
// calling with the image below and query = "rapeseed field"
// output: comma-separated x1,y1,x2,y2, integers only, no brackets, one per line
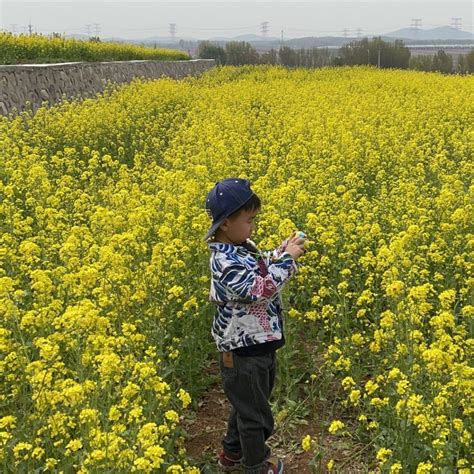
0,65,472,472
0,33,188,64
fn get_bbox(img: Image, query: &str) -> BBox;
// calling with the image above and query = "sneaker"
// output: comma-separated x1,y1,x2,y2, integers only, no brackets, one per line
260,457,283,474
218,449,243,471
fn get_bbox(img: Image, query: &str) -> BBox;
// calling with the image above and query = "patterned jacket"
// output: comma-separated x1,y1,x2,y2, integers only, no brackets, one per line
207,238,298,352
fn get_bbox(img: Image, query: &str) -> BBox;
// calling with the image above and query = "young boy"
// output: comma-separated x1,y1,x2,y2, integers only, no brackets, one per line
203,178,306,474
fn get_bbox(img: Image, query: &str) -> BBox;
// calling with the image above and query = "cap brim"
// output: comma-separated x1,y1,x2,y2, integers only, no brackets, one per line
203,218,225,241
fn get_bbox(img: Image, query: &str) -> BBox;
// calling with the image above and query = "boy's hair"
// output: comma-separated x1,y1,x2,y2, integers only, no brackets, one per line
228,193,261,219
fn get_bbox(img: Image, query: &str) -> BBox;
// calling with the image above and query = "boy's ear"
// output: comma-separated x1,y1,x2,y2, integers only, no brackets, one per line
220,218,229,231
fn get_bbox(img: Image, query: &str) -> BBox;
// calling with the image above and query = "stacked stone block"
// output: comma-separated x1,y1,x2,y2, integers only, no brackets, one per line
0,59,215,115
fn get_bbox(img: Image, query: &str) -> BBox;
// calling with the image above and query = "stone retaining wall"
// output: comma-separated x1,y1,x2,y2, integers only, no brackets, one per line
0,59,215,115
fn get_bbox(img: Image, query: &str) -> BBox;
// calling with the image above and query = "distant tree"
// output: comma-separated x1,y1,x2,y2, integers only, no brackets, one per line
337,37,410,69
279,46,297,67
89,36,101,43
337,37,372,66
409,55,433,72
306,47,332,68
385,39,411,68
317,48,333,67
259,46,332,68
456,54,466,74
465,50,474,73
285,47,326,68
432,50,453,73
332,55,342,66
197,40,226,64
295,48,305,67
224,41,258,65
259,48,278,65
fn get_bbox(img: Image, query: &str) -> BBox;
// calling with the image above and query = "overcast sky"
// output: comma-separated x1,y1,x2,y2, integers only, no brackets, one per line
1,1,472,40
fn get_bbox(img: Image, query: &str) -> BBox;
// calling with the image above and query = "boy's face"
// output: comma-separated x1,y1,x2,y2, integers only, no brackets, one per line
214,208,259,245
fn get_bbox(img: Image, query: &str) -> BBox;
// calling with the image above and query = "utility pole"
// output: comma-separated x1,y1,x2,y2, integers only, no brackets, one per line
261,21,269,38
169,23,176,42
377,48,381,68
278,29,284,65
411,18,422,39
451,17,462,30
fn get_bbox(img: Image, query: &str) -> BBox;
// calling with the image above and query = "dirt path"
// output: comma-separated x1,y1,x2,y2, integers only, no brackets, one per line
185,354,368,474
184,377,314,472
185,352,376,474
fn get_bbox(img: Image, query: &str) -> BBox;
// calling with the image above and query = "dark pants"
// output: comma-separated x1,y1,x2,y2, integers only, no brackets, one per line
219,351,276,473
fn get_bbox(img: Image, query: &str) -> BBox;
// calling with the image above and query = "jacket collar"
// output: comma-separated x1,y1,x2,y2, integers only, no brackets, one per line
208,239,259,256
208,241,242,255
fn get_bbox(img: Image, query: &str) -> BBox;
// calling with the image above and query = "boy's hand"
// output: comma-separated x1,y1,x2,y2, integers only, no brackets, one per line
285,232,306,261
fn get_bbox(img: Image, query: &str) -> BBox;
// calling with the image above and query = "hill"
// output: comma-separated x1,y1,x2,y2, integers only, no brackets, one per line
386,26,473,41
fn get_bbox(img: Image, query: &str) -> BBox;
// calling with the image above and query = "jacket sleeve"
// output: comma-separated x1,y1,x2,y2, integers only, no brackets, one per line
272,237,291,259
219,251,297,304
257,237,291,262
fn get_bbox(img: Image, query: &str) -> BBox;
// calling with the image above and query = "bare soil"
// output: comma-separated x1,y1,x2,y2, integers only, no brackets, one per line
183,360,368,473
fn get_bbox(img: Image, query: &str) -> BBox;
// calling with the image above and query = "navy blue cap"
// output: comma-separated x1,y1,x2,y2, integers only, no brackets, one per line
204,178,254,241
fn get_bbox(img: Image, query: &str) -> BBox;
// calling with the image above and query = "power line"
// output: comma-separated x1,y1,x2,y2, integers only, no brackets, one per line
284,27,350,33
182,24,261,31
6,20,472,40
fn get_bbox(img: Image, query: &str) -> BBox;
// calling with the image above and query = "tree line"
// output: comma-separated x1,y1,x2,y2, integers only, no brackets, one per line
198,37,474,74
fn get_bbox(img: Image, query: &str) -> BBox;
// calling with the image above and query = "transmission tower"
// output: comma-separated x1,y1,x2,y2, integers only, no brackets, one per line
261,21,269,38
411,18,422,38
28,22,33,35
451,17,462,30
86,24,92,37
342,28,349,38
93,23,101,37
169,23,176,41
356,28,363,38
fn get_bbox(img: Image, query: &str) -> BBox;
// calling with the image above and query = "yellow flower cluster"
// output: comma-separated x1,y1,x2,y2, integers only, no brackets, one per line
1,65,472,471
0,32,188,64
